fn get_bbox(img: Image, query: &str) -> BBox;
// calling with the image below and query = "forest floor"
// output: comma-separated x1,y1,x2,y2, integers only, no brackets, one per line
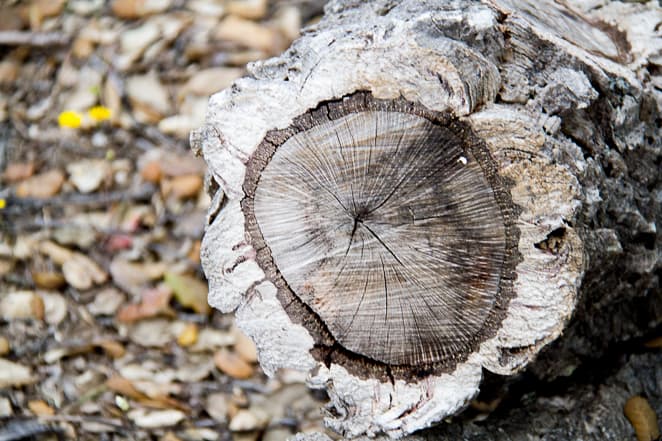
0,1,332,440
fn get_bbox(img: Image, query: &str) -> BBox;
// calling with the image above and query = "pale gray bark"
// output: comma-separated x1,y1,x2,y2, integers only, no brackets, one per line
193,0,661,439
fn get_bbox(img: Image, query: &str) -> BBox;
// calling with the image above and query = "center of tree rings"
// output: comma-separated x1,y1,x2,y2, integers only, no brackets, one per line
242,92,519,380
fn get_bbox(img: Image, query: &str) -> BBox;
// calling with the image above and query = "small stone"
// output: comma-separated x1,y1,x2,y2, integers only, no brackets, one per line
128,408,185,428
183,428,219,441
225,0,267,20
263,429,294,441
69,0,104,15
214,348,254,380
0,358,35,387
15,170,65,198
87,288,125,316
28,400,55,416
187,0,224,17
205,392,229,424
177,322,199,347
40,292,68,325
229,408,270,432
175,358,214,382
0,397,12,417
128,318,173,347
0,336,9,356
190,328,235,352
66,159,111,193
53,225,97,249
0,291,44,320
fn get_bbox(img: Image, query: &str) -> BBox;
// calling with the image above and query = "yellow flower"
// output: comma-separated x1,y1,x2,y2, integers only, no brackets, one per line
58,110,83,129
0,199,5,209
88,105,112,123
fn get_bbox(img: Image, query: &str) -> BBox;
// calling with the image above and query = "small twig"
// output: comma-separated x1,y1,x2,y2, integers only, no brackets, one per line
40,415,125,430
1,183,157,215
0,31,70,47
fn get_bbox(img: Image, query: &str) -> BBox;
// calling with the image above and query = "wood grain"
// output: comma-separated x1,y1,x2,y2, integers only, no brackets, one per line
253,110,509,366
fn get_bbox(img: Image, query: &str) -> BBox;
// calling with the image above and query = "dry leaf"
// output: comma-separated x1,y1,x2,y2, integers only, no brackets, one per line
28,399,55,416
110,258,166,296
624,395,660,441
141,160,162,183
116,285,174,323
62,253,108,290
232,327,258,364
163,174,203,199
225,0,267,20
32,271,66,289
66,159,111,193
214,15,282,53
111,0,172,19
39,240,74,265
229,408,270,431
0,337,9,356
188,240,201,263
164,272,210,315
96,340,126,359
3,162,34,183
15,170,65,198
214,349,253,380
106,375,188,411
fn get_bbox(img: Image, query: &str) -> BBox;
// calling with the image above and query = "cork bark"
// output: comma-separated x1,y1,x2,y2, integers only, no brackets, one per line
191,0,661,439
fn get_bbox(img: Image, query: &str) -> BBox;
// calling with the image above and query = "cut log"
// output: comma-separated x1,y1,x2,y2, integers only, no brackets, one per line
191,0,661,439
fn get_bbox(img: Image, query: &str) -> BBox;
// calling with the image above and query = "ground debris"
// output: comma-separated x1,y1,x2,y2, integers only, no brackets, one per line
0,0,329,439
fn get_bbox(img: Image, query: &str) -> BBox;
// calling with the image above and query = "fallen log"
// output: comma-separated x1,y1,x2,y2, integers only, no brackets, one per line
192,0,661,438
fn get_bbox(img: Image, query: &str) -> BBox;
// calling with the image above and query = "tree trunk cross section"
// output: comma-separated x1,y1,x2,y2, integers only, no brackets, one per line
193,0,661,438
242,93,520,379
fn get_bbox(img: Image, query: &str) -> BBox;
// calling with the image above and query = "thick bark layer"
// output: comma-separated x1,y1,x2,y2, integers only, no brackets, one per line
193,0,661,438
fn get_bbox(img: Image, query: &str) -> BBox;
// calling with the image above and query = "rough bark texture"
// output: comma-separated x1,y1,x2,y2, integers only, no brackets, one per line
192,0,661,439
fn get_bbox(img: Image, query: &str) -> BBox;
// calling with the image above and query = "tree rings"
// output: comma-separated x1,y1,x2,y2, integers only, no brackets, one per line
242,92,519,380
